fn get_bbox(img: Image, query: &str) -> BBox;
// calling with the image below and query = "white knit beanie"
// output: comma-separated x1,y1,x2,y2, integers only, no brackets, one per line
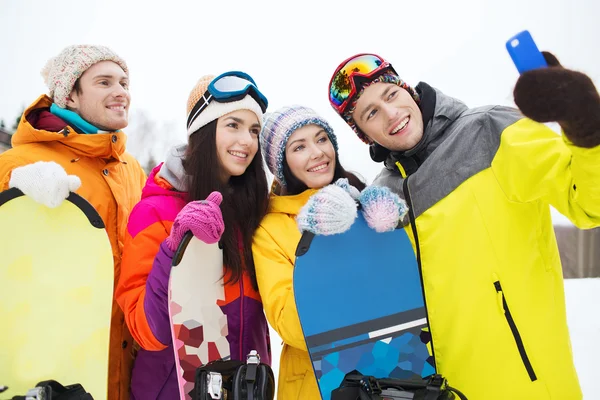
186,74,264,136
41,45,128,108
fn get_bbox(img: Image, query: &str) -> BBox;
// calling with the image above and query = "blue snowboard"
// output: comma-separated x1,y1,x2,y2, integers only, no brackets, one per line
293,213,435,400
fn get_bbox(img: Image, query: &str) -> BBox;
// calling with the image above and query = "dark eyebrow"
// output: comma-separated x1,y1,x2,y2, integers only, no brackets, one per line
224,116,260,129
287,137,305,148
224,116,243,123
287,129,325,148
358,85,394,122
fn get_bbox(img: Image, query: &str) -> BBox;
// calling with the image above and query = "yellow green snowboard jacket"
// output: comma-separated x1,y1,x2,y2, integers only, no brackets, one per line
372,84,600,399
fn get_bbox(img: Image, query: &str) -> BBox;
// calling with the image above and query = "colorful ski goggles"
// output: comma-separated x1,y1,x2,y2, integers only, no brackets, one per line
187,71,268,130
328,53,397,115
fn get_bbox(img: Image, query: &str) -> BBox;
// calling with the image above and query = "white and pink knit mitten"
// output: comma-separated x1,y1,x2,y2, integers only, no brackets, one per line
296,183,358,235
333,177,360,200
359,185,408,233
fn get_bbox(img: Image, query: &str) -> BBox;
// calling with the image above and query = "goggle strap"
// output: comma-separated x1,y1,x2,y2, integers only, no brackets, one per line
187,92,213,130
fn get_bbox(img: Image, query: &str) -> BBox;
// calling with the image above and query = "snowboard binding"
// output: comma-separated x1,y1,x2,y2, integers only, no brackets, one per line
8,380,93,400
192,350,274,400
331,370,468,400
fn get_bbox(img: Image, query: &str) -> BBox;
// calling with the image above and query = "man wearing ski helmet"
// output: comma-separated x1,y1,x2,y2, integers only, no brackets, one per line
327,52,600,399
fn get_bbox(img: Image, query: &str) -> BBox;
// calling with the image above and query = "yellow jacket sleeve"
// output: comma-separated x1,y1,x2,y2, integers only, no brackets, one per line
491,118,600,229
252,224,308,351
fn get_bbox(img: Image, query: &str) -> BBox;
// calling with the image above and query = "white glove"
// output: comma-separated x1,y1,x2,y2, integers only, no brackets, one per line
296,183,358,235
9,161,81,208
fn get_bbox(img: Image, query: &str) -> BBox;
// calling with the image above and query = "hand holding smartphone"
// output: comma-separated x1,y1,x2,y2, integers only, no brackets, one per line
506,30,548,74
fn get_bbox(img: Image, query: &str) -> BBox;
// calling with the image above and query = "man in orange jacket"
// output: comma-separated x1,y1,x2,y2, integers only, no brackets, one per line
0,45,146,400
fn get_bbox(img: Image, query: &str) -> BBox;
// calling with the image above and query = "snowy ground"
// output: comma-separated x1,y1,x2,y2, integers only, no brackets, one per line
268,278,600,398
565,278,600,399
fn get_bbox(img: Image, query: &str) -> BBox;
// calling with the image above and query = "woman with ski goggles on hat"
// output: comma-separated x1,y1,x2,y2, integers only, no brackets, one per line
251,105,407,399
116,71,271,399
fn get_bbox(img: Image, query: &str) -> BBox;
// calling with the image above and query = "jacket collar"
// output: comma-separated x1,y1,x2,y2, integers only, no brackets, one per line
268,189,319,216
12,94,127,161
381,83,469,176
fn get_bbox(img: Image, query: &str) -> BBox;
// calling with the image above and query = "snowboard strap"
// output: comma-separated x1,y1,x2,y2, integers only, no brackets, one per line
245,363,257,400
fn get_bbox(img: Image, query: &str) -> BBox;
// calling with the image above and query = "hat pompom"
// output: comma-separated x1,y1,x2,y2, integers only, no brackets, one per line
40,56,56,88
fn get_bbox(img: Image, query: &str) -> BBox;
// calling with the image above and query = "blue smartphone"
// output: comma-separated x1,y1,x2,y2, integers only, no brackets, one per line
506,30,548,74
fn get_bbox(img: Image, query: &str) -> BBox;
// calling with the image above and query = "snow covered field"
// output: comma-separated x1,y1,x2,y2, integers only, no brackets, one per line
268,278,600,398
565,278,600,399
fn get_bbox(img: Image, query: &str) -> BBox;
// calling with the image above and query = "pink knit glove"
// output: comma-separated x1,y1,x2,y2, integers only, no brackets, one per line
165,191,224,251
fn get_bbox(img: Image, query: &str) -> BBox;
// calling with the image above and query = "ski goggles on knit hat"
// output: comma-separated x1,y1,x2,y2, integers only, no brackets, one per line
186,71,269,133
329,54,398,115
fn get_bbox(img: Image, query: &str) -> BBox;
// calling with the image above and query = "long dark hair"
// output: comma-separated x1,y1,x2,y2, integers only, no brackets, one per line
182,119,269,290
281,150,366,195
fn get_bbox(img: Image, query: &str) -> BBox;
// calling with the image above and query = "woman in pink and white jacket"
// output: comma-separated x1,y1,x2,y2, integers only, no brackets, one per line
116,72,271,399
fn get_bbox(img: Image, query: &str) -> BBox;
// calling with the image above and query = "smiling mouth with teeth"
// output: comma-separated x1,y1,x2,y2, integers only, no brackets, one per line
308,163,328,172
228,151,248,158
390,116,410,135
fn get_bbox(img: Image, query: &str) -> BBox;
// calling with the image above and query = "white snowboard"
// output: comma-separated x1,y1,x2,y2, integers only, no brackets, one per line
168,233,229,400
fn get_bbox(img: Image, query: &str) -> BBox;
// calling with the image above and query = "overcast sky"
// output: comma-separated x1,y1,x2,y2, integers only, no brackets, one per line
1,0,598,224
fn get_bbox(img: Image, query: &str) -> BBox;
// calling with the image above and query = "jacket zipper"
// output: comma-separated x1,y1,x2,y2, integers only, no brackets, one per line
239,276,244,360
493,281,537,381
402,176,437,370
236,230,245,361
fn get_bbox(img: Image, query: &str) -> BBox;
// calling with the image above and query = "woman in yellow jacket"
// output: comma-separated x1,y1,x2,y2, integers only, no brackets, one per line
252,105,406,399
